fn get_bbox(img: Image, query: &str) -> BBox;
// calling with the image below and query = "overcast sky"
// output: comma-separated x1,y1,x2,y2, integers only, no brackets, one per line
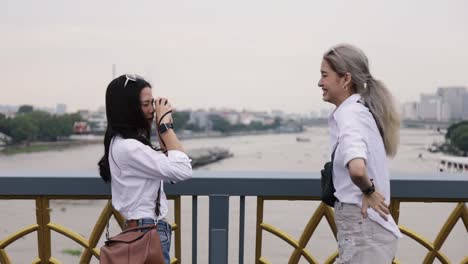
1,0,467,113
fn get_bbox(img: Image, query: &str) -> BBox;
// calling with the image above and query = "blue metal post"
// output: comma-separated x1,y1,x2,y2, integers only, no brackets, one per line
209,195,229,264
192,195,198,264
239,196,245,264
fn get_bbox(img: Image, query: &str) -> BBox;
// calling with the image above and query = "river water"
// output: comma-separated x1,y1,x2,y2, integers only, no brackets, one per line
0,127,447,174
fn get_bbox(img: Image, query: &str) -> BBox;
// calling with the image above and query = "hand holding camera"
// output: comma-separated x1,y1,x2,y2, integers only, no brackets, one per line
154,97,173,125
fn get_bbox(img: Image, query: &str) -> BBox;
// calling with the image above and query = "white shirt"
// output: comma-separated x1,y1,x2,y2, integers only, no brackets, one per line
329,94,402,238
109,136,192,220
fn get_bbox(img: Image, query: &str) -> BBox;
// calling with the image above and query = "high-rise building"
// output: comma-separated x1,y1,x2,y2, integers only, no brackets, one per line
436,87,467,121
188,110,211,130
401,102,419,120
463,92,468,120
88,109,107,133
418,94,441,121
56,104,67,115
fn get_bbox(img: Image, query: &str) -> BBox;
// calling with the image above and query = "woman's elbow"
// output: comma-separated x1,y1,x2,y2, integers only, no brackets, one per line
172,164,193,182
347,158,366,178
181,166,193,181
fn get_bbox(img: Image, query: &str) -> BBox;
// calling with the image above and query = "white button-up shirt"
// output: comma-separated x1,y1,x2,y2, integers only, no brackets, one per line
109,136,192,221
329,94,402,238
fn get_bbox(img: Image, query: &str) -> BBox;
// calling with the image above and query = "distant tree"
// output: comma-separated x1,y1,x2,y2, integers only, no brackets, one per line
10,115,39,143
210,115,231,133
450,124,468,153
446,121,468,140
248,121,264,131
3,111,82,143
0,113,10,135
230,123,247,132
172,111,190,131
52,113,82,139
17,105,34,114
0,113,6,132
272,117,281,128
185,123,203,132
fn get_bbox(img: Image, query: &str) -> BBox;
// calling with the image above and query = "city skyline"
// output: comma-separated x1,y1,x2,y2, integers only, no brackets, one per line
3,86,468,120
1,0,468,113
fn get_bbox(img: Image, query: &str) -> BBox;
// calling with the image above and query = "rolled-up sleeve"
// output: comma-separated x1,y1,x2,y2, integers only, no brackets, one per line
166,150,193,182
117,139,193,182
336,108,369,167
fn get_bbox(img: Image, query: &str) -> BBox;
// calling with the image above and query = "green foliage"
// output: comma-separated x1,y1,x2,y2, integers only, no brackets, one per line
0,111,82,144
185,123,203,132
272,117,281,128
172,111,190,131
17,105,34,114
249,121,264,130
0,113,9,135
9,115,39,143
449,124,468,152
445,121,468,139
208,114,281,133
210,114,231,133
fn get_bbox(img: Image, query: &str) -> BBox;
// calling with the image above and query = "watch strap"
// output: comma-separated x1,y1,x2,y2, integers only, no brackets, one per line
158,123,173,134
362,181,375,195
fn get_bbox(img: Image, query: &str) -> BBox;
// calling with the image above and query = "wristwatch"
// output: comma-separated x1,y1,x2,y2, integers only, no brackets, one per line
362,181,376,195
158,123,173,134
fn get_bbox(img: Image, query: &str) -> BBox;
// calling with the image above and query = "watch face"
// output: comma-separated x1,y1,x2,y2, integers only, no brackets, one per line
159,123,173,134
159,124,168,134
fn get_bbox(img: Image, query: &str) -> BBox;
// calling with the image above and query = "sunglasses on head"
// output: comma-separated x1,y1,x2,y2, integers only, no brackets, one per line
124,74,144,88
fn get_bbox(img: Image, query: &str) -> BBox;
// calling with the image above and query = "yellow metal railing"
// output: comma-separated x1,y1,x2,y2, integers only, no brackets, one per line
255,197,468,264
1,196,467,264
0,196,182,264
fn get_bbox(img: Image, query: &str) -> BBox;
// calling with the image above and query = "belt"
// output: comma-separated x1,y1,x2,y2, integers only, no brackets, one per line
125,219,145,229
124,218,170,230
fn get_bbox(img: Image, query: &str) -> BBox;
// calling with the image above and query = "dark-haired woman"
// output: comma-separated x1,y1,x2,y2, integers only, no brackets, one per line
98,74,192,264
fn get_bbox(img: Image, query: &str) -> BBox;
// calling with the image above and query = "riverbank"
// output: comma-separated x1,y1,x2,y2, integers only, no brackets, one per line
0,140,99,155
0,128,448,174
0,129,291,155
0,140,233,170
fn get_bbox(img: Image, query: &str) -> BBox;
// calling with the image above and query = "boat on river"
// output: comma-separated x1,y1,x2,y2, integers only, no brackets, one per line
296,136,311,142
438,156,468,173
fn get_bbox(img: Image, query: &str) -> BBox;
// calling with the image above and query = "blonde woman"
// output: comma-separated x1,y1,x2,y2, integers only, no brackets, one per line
318,44,402,263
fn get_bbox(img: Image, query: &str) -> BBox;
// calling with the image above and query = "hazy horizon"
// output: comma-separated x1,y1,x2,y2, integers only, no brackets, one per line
2,0,468,113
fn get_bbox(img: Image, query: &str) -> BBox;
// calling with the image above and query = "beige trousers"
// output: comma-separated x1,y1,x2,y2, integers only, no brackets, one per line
334,201,398,264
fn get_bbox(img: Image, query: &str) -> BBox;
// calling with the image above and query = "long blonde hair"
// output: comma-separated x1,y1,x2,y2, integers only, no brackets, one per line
324,44,400,157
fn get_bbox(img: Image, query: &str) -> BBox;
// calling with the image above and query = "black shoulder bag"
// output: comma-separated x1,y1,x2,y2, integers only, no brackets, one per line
320,143,338,207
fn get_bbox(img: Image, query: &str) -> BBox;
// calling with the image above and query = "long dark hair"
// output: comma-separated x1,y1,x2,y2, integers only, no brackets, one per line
98,75,153,182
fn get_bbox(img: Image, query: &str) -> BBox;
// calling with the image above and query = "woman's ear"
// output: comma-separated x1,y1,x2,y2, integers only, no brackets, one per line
343,72,352,90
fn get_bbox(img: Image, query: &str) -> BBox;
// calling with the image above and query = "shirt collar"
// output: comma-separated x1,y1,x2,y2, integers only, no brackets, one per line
329,93,362,121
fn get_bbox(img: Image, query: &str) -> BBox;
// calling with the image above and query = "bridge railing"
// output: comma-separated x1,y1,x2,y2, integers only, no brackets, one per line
0,171,467,264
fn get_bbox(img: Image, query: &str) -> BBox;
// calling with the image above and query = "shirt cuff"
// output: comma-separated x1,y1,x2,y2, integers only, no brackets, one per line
343,150,367,167
167,150,192,163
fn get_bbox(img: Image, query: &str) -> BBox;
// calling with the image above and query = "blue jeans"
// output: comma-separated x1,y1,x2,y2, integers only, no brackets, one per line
137,218,172,264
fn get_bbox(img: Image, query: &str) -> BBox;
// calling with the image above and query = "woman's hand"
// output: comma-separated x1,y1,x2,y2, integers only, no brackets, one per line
362,190,390,221
153,97,185,153
154,97,173,125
